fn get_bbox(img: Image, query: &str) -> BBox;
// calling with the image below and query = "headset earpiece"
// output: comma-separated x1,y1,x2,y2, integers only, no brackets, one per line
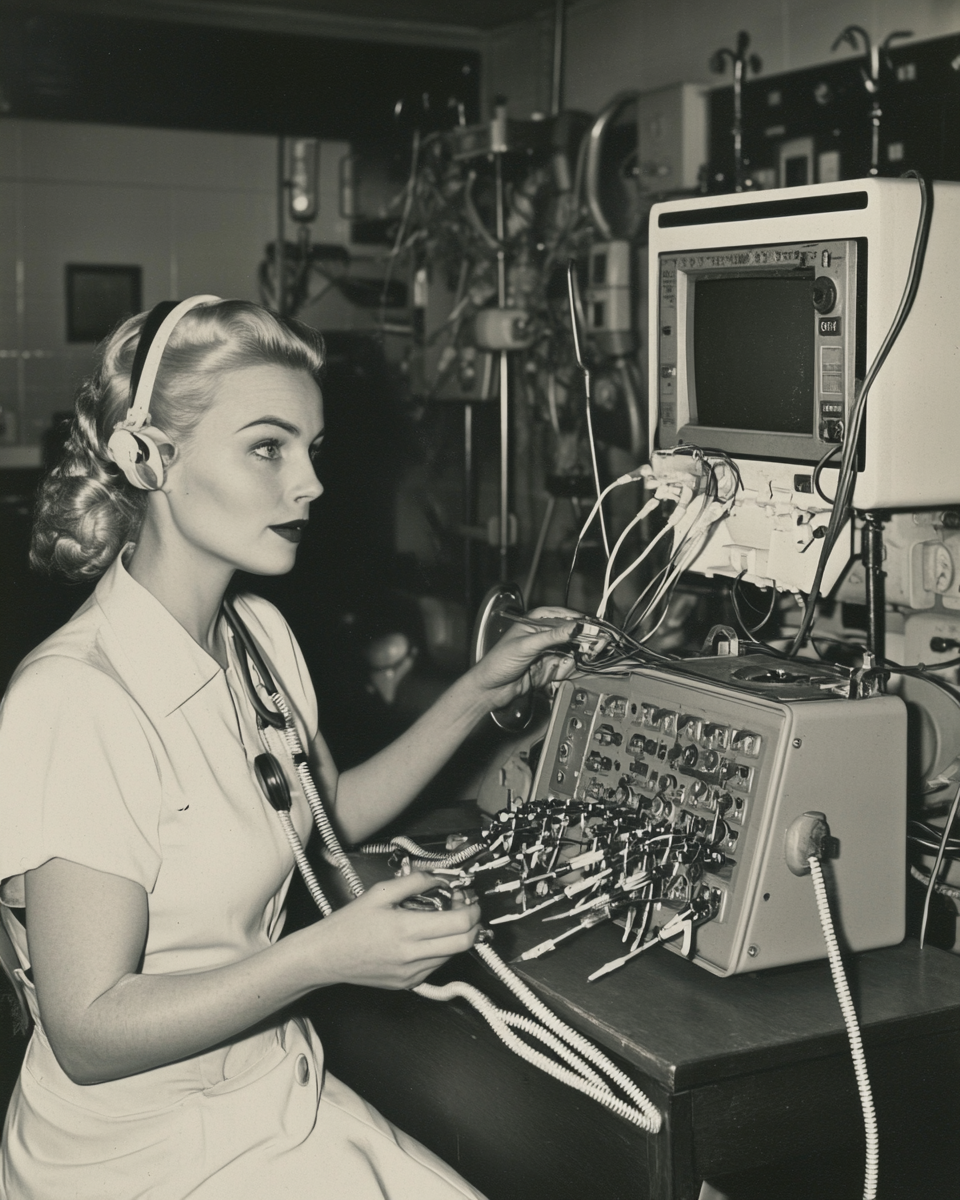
106,427,167,491
106,292,222,491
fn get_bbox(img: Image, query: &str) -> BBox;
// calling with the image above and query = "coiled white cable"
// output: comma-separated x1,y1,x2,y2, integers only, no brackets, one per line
274,809,333,917
477,940,660,1129
809,856,878,1200
415,959,661,1131
268,692,365,899
358,837,485,869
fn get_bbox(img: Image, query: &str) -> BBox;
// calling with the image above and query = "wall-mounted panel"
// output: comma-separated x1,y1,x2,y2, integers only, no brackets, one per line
706,31,960,191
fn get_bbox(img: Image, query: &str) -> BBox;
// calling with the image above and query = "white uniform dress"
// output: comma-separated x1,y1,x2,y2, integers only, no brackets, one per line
0,551,486,1200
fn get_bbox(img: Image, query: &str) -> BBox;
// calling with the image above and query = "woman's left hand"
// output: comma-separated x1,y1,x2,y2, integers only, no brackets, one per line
467,606,585,713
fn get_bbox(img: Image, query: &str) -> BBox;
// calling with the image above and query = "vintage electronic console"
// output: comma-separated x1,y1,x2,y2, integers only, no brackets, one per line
528,653,906,976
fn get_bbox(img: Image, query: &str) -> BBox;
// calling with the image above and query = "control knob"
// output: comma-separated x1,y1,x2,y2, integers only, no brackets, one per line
812,276,837,314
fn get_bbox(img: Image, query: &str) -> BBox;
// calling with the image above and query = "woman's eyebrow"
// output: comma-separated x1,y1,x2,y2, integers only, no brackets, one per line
236,416,300,435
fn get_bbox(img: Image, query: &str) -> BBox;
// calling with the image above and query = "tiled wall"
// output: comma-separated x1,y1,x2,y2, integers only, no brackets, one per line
0,119,352,457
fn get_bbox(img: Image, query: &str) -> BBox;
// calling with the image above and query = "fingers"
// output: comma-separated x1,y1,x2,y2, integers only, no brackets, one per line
406,927,480,961
358,871,441,910
401,902,481,940
506,619,581,660
554,655,577,681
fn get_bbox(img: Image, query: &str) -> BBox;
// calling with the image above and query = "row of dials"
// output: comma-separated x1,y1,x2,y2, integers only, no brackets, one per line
578,691,763,758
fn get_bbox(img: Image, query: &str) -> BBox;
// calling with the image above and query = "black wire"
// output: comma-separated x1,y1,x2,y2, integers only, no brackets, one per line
789,172,933,656
813,443,842,504
731,571,778,637
885,656,960,675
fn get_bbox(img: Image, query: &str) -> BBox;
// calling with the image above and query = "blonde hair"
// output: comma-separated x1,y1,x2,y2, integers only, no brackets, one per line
31,301,325,581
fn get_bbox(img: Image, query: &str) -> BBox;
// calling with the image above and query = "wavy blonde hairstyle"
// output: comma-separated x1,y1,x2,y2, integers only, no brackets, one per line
31,300,325,581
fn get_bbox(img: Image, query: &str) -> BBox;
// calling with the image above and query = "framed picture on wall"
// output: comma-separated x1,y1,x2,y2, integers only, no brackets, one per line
66,264,142,342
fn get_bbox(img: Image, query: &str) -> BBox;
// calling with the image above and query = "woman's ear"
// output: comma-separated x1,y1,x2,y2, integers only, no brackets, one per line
148,428,179,490
151,429,177,464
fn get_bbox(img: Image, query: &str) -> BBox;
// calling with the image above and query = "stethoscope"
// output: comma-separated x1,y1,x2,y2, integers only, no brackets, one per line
221,595,364,915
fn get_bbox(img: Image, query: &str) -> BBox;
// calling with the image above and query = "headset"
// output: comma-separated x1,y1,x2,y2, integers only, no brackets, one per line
107,294,222,490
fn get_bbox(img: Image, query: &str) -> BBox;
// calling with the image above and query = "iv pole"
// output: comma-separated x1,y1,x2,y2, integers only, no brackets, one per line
495,140,510,580
710,31,762,193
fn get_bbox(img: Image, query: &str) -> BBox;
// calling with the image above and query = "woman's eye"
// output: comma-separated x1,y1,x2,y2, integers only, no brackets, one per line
252,439,282,460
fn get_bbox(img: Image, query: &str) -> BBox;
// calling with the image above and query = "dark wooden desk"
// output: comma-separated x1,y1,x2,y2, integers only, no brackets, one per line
301,930,960,1200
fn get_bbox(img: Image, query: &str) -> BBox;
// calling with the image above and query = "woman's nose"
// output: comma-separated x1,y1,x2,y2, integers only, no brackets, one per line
295,458,324,503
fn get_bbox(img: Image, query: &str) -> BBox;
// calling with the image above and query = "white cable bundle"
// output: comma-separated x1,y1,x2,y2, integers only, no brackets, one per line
416,941,662,1132
809,856,878,1200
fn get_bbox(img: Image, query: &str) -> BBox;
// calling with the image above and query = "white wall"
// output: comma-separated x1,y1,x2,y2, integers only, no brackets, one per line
488,0,960,118
0,119,353,456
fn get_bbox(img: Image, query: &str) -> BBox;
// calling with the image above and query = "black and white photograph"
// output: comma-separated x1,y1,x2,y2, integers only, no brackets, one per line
1,2,959,1197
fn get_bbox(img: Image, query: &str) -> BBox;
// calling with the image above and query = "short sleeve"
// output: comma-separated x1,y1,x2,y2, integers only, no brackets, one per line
0,657,163,900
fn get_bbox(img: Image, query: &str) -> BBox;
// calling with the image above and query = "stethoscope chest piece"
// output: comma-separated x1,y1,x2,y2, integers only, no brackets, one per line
254,753,291,812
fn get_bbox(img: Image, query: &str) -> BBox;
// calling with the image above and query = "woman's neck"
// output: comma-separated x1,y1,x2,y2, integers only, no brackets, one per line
126,530,234,668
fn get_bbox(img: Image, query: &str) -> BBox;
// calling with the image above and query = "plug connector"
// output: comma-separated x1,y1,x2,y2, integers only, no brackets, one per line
784,811,839,876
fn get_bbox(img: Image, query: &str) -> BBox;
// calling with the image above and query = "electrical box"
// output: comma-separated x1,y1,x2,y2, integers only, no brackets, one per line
529,655,905,976
637,83,707,196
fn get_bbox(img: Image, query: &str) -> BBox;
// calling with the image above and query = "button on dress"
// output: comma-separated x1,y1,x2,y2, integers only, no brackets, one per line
0,552,486,1199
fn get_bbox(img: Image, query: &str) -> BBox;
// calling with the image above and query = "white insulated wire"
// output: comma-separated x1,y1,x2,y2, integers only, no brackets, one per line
584,392,611,560
274,809,333,916
809,857,878,1200
571,472,644,574
919,781,960,949
632,502,717,641
597,510,674,620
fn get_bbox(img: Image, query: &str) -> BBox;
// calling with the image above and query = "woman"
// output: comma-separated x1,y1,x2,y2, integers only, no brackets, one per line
0,297,578,1199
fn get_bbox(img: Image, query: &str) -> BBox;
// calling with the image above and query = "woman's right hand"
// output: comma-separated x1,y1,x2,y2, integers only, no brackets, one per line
307,871,482,990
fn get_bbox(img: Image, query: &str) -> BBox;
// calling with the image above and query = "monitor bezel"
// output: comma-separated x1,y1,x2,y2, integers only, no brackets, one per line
658,237,863,466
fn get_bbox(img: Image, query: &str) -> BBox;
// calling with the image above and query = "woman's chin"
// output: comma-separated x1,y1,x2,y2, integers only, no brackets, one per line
235,546,300,577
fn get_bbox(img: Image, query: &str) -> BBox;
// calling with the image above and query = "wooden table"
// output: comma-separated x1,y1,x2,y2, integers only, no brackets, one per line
301,927,960,1200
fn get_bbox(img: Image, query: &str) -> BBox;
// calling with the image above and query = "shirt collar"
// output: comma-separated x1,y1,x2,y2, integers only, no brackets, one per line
93,547,224,718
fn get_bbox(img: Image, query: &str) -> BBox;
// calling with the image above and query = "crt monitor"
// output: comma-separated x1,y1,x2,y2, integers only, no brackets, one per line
648,178,960,512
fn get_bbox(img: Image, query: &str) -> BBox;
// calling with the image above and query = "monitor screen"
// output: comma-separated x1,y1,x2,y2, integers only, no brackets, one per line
692,274,815,435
